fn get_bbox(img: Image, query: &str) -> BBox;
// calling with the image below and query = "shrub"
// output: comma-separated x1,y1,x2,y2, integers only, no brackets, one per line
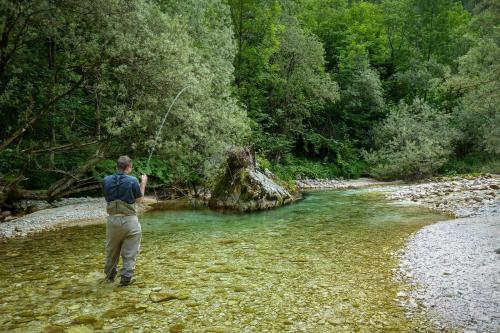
363,98,458,180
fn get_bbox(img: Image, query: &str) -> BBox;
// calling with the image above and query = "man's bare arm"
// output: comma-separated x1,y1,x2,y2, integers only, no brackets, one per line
136,174,148,203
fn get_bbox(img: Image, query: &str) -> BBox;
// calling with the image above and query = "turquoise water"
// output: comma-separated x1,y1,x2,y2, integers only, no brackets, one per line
0,190,449,332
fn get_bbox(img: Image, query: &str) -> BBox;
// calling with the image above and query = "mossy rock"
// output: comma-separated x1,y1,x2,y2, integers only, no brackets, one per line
209,147,300,212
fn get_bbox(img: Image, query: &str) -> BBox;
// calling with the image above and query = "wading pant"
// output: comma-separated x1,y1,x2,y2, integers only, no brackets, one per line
104,215,142,282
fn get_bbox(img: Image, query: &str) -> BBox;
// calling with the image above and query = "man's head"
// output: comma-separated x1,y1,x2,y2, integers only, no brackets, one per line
117,155,133,174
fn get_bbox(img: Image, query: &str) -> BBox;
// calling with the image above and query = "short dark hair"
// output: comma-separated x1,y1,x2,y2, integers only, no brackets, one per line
117,155,132,171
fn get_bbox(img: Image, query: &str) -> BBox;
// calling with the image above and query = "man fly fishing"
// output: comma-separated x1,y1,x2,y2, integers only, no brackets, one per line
101,88,186,286
103,156,147,286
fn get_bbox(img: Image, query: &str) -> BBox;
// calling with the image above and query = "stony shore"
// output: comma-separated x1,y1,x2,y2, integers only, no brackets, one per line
0,197,157,239
387,174,500,218
399,216,500,333
387,175,500,333
296,177,401,189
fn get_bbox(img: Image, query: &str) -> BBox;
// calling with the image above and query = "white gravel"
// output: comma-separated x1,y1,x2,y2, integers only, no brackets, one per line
388,175,500,218
297,177,401,189
388,175,500,332
400,216,500,333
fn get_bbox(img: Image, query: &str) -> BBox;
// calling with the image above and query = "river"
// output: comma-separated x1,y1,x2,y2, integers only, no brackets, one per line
0,189,449,332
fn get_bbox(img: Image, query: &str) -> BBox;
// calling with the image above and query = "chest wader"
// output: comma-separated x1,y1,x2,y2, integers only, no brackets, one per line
104,176,142,286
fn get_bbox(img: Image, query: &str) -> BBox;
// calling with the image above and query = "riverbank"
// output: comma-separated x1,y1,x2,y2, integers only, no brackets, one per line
296,177,402,189
2,175,498,239
0,197,158,239
389,175,500,333
0,178,390,239
398,216,500,333
387,174,499,217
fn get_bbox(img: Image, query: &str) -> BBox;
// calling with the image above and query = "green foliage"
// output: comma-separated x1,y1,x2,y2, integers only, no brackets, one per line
470,0,499,37
336,54,385,146
228,0,283,116
0,150,23,176
255,155,272,171
446,30,500,156
364,99,458,180
264,15,339,157
382,0,471,68
228,1,339,162
341,2,389,68
388,59,450,103
269,155,366,181
441,154,500,175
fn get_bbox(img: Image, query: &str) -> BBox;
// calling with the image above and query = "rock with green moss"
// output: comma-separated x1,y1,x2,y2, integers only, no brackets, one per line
209,147,299,211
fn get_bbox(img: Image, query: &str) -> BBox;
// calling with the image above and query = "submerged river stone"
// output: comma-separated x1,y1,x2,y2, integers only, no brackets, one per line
71,315,103,329
66,326,94,333
209,147,299,211
42,325,65,333
169,322,185,333
149,291,189,302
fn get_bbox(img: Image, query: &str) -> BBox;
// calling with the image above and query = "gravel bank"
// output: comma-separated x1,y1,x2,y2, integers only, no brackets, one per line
388,175,499,217
388,175,500,332
399,216,500,333
296,177,401,189
0,198,155,239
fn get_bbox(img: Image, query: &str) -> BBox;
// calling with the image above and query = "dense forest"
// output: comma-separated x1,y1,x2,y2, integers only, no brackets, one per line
0,0,498,203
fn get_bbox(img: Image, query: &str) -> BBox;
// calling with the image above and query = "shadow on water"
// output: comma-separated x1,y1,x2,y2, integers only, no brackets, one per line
0,190,450,332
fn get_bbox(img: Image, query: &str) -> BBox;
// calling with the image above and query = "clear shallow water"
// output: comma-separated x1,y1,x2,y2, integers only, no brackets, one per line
0,190,449,332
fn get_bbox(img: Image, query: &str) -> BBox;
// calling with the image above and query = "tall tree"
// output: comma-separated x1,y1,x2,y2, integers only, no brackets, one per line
446,0,500,155
382,0,471,68
265,15,339,160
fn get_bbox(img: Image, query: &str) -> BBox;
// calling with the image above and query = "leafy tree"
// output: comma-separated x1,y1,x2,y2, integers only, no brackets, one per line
342,2,389,67
228,0,283,119
364,98,458,180
228,1,339,162
470,0,499,35
264,15,339,160
382,0,471,68
388,58,450,103
291,0,349,70
294,1,389,70
335,51,385,147
446,1,499,156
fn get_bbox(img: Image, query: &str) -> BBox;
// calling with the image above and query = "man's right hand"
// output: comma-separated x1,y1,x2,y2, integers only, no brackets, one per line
138,174,148,202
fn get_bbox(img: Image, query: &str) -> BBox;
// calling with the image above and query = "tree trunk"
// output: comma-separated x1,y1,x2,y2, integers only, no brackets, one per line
46,143,106,201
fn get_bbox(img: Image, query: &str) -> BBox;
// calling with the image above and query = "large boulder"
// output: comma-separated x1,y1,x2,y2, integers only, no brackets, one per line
209,147,299,212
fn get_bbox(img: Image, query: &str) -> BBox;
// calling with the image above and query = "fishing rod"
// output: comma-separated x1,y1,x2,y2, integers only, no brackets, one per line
138,86,189,203
145,86,190,172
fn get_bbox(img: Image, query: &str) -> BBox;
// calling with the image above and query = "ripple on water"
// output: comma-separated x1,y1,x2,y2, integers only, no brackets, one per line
0,190,450,332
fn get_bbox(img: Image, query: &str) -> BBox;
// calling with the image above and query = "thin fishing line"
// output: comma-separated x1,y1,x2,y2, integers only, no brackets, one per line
146,86,189,170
